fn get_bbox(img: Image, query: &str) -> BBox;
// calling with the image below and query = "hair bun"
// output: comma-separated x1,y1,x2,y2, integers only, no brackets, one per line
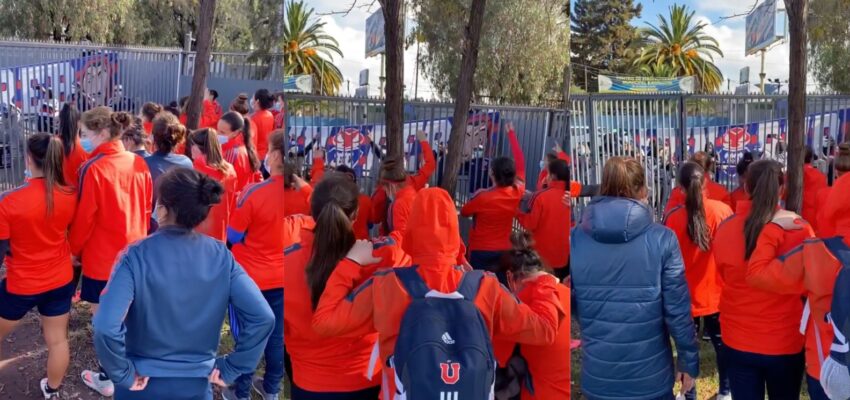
510,231,535,252
236,94,248,102
197,176,223,206
839,143,850,157
111,111,133,129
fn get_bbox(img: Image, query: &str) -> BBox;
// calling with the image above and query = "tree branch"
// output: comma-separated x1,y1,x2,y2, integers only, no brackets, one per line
715,1,759,23
316,0,378,16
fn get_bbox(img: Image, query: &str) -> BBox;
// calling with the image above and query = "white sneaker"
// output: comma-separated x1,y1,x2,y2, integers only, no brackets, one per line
717,394,732,400
252,378,279,400
40,378,60,399
81,370,114,397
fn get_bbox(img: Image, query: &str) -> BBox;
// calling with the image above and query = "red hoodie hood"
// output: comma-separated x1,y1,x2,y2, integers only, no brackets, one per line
825,174,850,238
402,188,462,268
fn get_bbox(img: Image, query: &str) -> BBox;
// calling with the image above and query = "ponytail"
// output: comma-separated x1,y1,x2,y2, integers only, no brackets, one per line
58,103,80,156
305,174,360,310
744,160,784,259
26,134,69,214
242,118,261,172
679,162,710,251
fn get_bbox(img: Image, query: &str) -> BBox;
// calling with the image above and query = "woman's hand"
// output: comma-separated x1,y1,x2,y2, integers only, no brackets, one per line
346,240,382,265
293,174,308,190
676,372,695,393
129,375,149,391
208,369,227,388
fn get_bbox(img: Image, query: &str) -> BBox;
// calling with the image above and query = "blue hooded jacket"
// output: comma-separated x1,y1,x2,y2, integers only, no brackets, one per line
571,197,699,400
93,226,274,389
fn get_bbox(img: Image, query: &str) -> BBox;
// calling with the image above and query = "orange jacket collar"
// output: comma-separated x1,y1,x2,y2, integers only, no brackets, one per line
547,180,567,190
222,133,245,152
91,140,125,157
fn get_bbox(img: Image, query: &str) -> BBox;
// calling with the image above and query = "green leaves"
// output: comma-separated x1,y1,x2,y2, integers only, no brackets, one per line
633,4,724,93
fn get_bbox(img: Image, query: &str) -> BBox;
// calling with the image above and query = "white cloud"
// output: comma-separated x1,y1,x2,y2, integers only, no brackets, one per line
318,7,436,98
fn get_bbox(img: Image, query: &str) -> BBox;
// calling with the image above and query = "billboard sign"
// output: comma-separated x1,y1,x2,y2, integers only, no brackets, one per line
282,75,313,93
598,75,695,93
365,10,385,58
740,66,750,84
359,69,369,87
746,0,782,55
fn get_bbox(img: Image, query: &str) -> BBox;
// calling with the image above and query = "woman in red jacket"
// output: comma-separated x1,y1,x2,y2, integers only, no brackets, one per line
70,107,152,396
665,151,730,214
370,130,435,235
802,147,828,232
494,232,571,400
283,173,410,399
224,130,289,400
714,160,812,399
0,134,76,399
726,153,754,213
139,102,162,136
664,162,733,399
57,103,89,187
460,122,525,280
518,159,571,279
312,187,564,399
817,144,850,236
188,128,237,242
218,111,261,193
250,89,275,161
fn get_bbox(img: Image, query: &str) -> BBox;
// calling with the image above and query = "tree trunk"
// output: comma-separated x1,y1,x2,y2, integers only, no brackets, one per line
562,0,571,153
379,0,405,159
784,0,808,213
185,0,217,130
440,0,487,196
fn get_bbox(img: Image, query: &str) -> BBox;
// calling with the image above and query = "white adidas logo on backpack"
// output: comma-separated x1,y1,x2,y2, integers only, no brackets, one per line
442,332,455,345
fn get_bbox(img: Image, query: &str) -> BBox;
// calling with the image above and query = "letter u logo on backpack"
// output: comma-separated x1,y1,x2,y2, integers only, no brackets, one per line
440,362,460,385
390,267,496,400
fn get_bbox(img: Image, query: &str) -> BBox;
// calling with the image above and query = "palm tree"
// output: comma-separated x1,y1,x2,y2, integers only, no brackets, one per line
634,4,724,93
282,0,343,95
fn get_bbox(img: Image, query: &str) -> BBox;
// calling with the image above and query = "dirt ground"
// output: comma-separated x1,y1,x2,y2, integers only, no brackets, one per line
0,303,104,400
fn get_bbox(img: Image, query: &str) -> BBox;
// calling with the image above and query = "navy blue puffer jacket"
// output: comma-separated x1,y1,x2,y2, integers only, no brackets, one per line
571,196,699,400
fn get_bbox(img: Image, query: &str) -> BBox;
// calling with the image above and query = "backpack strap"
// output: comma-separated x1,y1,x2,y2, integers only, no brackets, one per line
825,237,850,267
395,266,430,299
456,269,485,300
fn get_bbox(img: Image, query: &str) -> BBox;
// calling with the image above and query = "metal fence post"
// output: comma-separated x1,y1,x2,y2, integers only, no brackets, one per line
587,94,599,184
678,94,687,165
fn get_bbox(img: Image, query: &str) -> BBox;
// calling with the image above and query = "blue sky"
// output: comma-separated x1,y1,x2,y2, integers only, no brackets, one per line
308,0,794,97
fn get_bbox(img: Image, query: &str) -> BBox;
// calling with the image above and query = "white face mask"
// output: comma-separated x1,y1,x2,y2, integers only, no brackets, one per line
539,160,546,170
263,153,271,172
218,135,229,145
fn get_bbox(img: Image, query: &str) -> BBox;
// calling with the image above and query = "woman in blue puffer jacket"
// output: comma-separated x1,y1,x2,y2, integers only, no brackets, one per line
571,157,700,400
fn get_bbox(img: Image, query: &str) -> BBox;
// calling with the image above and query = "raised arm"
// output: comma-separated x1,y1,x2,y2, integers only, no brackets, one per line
410,131,436,190
310,148,326,183
506,123,526,184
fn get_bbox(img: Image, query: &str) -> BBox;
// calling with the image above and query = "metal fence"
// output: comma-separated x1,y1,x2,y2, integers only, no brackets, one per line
284,93,850,219
283,94,566,204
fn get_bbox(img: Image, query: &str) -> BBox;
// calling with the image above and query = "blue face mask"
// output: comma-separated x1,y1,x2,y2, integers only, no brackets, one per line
218,135,229,145
263,153,271,173
80,138,95,153
24,169,32,179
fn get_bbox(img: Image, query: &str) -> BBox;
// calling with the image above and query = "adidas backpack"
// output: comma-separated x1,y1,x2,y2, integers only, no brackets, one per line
391,266,496,400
